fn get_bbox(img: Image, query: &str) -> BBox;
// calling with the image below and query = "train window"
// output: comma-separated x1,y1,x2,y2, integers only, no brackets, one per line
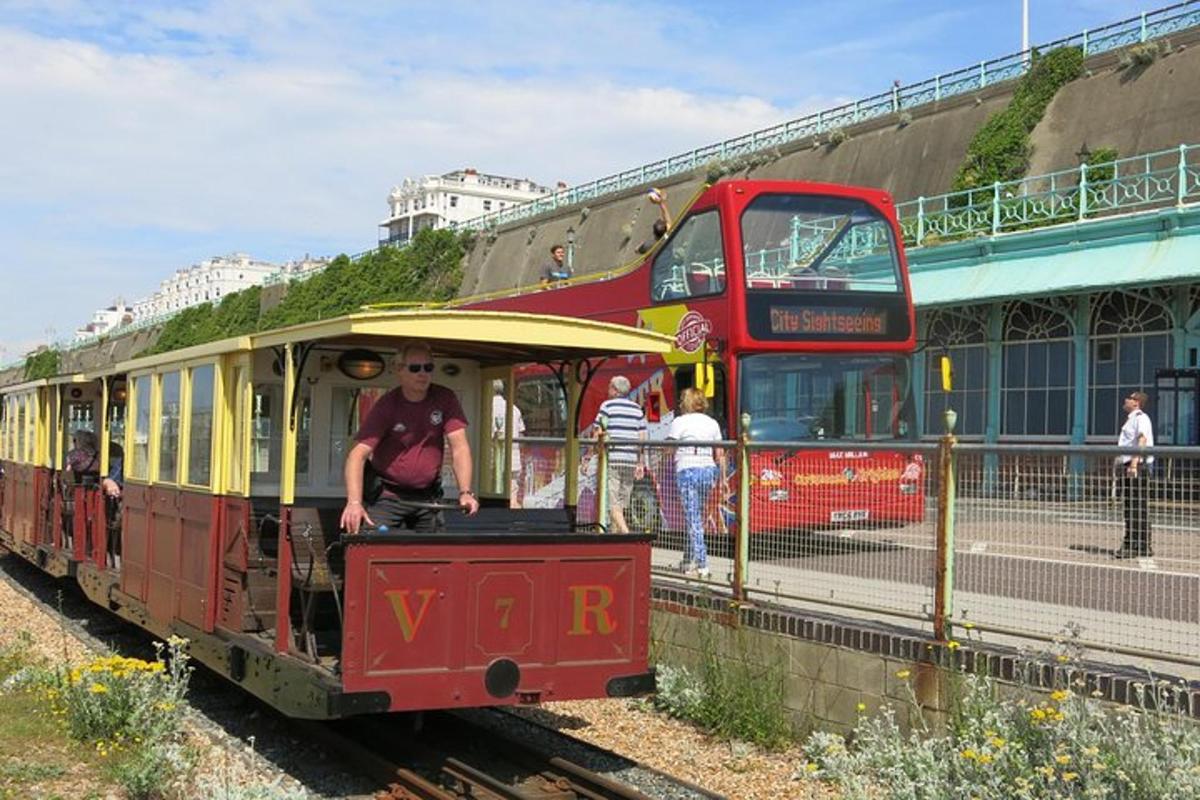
16,397,25,464
186,364,215,487
249,384,312,488
158,371,182,483
228,367,247,494
328,386,386,486
651,210,725,303
130,377,150,480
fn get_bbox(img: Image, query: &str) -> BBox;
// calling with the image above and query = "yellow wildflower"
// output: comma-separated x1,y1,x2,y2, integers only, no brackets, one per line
963,622,975,629
1056,754,1071,765
1083,746,1099,757
1063,772,1079,782
804,763,819,774
895,669,911,680
856,702,866,713
947,640,961,650
1050,690,1070,702
978,753,994,765
88,683,108,694
961,749,978,760
1056,654,1069,663
989,736,1006,748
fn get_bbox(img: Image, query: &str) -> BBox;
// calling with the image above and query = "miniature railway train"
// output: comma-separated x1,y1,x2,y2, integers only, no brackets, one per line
0,310,673,718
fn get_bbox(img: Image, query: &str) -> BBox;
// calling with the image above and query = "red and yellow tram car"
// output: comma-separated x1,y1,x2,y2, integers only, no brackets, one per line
0,310,672,718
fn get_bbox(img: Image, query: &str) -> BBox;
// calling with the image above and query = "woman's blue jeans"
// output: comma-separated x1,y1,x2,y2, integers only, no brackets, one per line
677,465,718,568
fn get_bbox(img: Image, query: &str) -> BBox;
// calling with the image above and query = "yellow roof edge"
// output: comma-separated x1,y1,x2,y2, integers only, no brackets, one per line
47,373,91,386
114,335,253,374
0,377,49,394
251,309,675,354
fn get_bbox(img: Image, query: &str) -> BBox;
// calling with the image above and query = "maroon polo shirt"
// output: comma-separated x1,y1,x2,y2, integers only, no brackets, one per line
354,384,468,490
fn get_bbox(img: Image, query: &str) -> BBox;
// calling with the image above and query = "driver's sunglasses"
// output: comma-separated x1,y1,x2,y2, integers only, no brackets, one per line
406,362,435,374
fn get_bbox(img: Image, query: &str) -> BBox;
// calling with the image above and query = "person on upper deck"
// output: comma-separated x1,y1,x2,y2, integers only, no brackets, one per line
340,340,480,534
636,187,672,255
542,244,570,284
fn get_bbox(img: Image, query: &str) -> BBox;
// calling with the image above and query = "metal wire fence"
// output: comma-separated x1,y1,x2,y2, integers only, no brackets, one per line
517,430,1200,669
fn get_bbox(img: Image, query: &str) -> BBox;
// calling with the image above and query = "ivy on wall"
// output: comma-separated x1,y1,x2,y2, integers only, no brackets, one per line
24,349,60,381
952,46,1085,192
140,227,468,357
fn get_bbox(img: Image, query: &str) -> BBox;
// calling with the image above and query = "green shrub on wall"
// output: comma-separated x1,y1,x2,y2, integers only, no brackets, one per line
24,349,60,381
259,227,466,330
952,46,1084,192
138,227,468,358
145,286,263,355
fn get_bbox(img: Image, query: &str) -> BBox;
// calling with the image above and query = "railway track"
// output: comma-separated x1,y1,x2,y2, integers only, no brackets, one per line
303,708,727,800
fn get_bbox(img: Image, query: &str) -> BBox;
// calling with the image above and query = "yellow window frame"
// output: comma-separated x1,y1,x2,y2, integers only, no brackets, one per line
180,360,222,492
219,354,251,497
125,372,153,483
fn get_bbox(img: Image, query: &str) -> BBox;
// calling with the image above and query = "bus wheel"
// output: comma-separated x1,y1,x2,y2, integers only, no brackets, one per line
629,482,663,539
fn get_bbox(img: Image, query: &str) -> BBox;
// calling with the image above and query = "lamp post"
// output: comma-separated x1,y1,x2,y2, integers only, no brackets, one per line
565,226,576,275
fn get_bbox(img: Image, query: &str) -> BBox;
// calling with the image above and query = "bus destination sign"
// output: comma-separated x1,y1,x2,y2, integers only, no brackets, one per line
768,305,888,336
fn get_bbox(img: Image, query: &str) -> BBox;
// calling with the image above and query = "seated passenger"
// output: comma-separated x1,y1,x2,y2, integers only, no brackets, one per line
101,442,124,499
64,430,100,482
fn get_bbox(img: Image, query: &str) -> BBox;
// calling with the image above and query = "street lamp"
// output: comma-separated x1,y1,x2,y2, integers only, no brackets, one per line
565,226,576,275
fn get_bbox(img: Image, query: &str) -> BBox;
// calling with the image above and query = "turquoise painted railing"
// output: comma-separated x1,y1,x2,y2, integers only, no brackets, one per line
897,142,1200,247
441,1,1200,236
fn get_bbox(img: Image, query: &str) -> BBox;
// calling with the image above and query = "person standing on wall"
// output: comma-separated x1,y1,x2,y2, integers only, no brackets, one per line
667,388,726,578
1114,390,1154,559
542,244,570,284
594,375,646,533
340,340,480,534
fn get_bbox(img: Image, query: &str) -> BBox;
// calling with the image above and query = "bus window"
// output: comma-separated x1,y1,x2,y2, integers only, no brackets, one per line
651,210,725,303
516,375,567,437
739,354,914,442
741,194,900,293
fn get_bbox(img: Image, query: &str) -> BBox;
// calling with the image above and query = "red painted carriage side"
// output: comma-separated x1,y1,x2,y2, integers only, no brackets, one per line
340,535,652,711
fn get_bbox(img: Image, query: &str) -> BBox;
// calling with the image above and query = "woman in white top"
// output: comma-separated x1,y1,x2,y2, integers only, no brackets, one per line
666,388,727,578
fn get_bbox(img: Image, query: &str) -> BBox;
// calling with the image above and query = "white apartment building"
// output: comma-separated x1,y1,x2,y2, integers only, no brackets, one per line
133,253,277,320
379,168,557,245
73,299,134,341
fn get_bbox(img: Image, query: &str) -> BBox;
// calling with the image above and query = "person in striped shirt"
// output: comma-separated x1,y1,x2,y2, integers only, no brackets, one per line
594,375,647,533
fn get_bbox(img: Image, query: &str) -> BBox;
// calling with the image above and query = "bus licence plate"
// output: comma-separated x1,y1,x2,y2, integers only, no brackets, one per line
830,510,869,523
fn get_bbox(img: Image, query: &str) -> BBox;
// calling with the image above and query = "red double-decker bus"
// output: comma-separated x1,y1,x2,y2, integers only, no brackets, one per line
464,180,923,533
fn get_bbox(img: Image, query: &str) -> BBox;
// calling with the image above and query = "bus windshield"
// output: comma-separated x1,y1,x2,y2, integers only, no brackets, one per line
739,354,915,441
741,194,900,293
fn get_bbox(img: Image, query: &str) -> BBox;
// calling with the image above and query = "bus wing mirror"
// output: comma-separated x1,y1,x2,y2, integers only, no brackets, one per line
940,355,953,392
694,363,715,398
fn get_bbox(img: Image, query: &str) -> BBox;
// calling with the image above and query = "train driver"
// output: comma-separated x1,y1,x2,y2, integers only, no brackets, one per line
339,340,481,534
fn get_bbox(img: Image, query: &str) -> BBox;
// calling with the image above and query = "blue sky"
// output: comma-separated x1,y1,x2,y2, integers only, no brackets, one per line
0,0,1152,360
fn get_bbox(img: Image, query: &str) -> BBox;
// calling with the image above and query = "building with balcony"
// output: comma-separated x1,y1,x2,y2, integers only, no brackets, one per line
379,169,557,246
73,299,135,341
132,253,278,321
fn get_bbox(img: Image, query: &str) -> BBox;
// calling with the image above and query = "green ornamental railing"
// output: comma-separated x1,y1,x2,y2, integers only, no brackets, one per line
897,142,1200,247
443,1,1200,236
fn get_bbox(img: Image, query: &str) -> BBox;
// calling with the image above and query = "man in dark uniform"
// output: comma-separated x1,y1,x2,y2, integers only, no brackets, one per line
340,340,480,533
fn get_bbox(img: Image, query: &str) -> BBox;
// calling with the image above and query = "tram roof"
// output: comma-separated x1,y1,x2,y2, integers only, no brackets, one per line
91,309,673,376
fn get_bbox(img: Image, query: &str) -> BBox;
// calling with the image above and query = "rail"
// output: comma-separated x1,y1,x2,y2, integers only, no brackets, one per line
416,1,1200,236
510,425,1200,669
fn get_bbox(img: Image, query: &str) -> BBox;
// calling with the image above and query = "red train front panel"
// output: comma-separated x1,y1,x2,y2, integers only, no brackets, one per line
339,536,652,711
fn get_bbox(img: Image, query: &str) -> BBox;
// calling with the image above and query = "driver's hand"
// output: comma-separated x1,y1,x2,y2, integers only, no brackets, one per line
340,502,374,534
459,493,480,516
635,463,646,480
